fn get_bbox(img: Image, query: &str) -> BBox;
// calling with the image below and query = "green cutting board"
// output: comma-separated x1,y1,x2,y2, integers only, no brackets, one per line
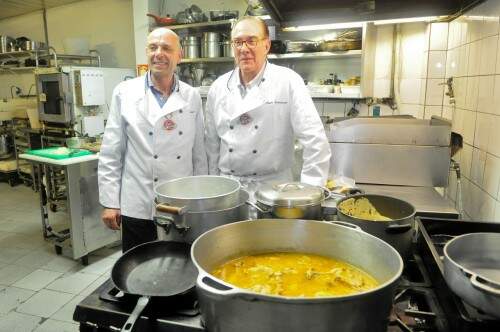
27,147,94,160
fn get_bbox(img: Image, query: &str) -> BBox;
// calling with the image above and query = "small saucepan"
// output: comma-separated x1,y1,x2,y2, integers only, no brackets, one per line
336,194,416,258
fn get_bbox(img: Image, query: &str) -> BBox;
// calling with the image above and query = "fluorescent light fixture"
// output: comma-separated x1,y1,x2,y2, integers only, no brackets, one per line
373,16,442,25
283,21,365,31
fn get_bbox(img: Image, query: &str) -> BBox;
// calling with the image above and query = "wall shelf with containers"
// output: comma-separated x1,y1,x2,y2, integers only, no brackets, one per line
151,14,368,99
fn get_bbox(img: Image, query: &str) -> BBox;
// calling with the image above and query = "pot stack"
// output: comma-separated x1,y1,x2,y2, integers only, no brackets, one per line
154,175,249,243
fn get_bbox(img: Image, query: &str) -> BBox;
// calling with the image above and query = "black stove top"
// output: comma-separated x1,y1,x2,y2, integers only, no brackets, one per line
74,218,500,332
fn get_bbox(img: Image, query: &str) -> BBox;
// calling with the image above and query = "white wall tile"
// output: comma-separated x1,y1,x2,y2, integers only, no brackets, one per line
424,106,443,119
447,170,458,202
493,76,500,115
427,51,447,78
465,76,479,111
483,153,500,198
479,1,500,38
421,52,429,78
430,22,449,50
462,110,477,145
425,79,444,105
487,114,500,157
401,43,425,79
452,107,464,133
399,104,424,118
458,18,469,46
446,48,458,78
474,112,493,151
442,106,453,120
466,15,483,43
419,78,427,104
467,41,482,76
479,36,498,76
448,20,459,49
471,147,487,185
454,76,467,109
477,75,495,114
373,78,391,98
476,187,497,220
495,200,500,222
458,44,469,77
399,78,422,104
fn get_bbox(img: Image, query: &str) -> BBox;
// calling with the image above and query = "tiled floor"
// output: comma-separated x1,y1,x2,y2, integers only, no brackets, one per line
0,182,121,331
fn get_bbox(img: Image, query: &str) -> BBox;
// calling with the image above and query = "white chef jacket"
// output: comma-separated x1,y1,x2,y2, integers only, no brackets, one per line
205,62,331,188
98,74,208,220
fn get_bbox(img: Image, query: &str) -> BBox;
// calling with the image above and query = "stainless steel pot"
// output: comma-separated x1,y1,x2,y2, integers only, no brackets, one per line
201,32,220,58
0,134,12,159
191,219,403,332
251,182,329,220
336,194,415,258
155,190,250,243
221,40,233,57
0,36,15,53
154,175,241,213
444,232,500,319
182,36,200,59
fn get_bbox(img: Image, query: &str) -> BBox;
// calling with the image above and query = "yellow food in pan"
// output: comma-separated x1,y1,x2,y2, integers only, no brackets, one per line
211,252,379,297
338,197,392,221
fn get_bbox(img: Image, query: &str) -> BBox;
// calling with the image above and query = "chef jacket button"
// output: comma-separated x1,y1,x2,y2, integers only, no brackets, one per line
254,125,259,129
154,155,158,159
149,131,153,136
179,109,183,113
177,155,181,159
252,149,257,154
229,148,233,152
253,172,257,176
229,125,234,130
154,177,158,182
179,131,183,135
230,170,234,173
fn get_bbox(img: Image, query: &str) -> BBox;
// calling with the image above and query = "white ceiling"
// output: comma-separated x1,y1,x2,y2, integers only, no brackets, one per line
0,0,83,20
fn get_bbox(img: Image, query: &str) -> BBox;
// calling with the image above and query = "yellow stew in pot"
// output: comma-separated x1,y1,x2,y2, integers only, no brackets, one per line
211,252,379,297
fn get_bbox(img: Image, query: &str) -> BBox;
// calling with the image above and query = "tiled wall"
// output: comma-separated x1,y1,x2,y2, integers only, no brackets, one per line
444,0,500,221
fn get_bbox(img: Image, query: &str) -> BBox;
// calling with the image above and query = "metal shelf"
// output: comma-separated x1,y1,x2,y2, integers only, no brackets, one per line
0,50,47,60
161,19,236,31
180,50,361,64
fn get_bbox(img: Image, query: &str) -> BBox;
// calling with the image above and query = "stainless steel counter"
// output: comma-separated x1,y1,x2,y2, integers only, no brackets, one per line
323,185,459,219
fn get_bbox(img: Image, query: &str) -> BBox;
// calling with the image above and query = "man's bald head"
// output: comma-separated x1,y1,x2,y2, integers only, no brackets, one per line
146,28,182,77
147,28,181,49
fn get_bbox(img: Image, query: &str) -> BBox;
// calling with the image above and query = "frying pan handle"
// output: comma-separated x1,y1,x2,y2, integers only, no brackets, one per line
470,274,500,296
121,295,150,332
330,221,362,231
321,186,333,200
156,203,186,215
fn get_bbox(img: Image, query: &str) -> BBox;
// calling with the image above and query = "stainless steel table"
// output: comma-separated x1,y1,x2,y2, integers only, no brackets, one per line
20,153,120,264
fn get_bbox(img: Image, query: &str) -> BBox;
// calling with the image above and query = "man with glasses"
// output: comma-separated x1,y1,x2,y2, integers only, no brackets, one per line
205,16,331,194
98,28,207,251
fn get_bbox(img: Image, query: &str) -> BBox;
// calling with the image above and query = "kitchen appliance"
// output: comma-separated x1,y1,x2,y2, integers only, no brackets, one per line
192,219,403,332
221,40,234,57
182,36,200,59
74,217,500,332
443,232,500,319
35,66,135,130
111,241,196,332
328,116,452,187
336,194,416,258
201,32,220,58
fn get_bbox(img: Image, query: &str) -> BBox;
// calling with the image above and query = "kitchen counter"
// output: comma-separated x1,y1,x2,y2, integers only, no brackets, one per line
19,152,99,165
323,185,459,219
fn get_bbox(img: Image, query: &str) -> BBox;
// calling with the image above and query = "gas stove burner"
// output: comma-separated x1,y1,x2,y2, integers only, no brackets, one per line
399,254,431,288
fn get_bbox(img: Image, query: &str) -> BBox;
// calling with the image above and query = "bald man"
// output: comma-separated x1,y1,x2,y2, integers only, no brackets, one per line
98,28,208,252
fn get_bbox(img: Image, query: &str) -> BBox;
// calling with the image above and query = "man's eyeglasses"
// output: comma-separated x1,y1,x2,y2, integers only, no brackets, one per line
231,38,265,49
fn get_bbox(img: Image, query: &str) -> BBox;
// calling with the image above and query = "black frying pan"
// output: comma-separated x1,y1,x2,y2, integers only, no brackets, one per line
111,241,197,332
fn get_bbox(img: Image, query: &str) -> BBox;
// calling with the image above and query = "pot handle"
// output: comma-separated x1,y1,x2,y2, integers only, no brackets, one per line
197,273,239,296
156,203,186,215
330,220,362,231
154,215,191,236
245,200,270,213
321,186,333,200
385,223,413,234
470,274,500,296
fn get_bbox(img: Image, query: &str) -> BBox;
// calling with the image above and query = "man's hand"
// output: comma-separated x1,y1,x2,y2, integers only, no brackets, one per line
102,208,121,230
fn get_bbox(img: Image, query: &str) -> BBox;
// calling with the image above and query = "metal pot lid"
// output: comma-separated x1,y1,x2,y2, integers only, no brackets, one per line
255,182,324,207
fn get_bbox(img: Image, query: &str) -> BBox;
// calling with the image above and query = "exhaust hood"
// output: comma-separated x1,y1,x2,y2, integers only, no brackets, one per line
261,0,484,26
